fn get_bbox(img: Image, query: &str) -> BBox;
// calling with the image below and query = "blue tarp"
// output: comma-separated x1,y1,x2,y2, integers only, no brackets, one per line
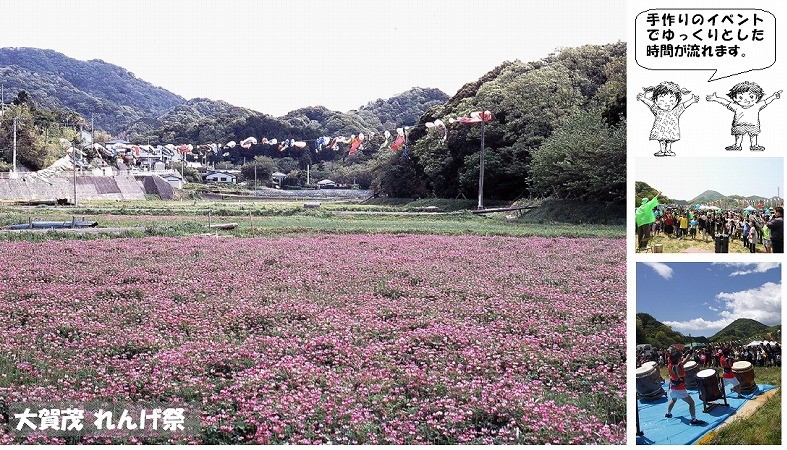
636,381,776,445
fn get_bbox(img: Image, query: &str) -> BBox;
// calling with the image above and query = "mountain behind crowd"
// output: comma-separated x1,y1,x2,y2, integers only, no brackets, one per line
634,182,782,208
636,313,780,349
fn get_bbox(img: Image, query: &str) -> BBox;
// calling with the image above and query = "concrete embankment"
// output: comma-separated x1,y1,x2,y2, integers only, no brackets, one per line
0,175,148,202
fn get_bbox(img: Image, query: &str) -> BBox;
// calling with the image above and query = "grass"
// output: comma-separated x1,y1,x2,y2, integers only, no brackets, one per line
641,233,765,254
361,198,508,212
700,390,781,445
0,200,625,242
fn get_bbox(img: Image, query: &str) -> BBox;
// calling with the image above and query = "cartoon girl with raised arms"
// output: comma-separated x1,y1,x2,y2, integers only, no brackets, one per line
637,81,699,157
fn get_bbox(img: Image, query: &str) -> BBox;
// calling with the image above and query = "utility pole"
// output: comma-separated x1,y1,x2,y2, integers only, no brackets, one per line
12,117,17,173
72,146,78,206
478,119,486,210
456,110,492,210
91,114,95,163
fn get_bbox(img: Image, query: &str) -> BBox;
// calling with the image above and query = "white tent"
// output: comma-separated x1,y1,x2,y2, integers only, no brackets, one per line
746,340,778,347
317,179,336,187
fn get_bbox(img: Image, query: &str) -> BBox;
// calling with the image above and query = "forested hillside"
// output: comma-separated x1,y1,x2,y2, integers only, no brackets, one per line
0,48,184,133
636,313,689,348
393,42,626,202
710,319,780,343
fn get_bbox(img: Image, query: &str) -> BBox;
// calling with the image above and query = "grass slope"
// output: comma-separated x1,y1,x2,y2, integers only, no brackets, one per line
700,390,780,445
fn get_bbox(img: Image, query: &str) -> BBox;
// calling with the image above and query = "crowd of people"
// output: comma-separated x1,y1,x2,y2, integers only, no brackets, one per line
648,205,783,253
638,341,782,370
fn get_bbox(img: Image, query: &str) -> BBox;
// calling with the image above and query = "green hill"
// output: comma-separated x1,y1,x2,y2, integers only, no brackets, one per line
123,98,298,144
636,313,688,348
689,190,726,205
709,318,780,343
634,181,670,206
280,105,377,138
123,89,446,145
1,48,447,143
638,185,782,209
0,47,184,133
351,87,449,132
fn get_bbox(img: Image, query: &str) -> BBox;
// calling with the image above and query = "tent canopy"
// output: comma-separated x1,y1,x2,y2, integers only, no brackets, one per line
746,340,778,347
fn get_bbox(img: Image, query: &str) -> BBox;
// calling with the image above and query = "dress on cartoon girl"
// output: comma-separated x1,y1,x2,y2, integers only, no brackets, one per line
648,103,686,143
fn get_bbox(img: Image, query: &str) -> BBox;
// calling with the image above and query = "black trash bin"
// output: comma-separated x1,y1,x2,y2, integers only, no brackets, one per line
714,234,729,253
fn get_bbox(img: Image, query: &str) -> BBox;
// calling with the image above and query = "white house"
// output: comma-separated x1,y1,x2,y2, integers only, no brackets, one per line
160,173,184,189
271,171,287,188
205,171,237,184
317,179,337,188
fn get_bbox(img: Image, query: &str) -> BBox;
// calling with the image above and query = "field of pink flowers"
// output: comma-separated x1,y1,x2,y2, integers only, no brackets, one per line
0,234,625,444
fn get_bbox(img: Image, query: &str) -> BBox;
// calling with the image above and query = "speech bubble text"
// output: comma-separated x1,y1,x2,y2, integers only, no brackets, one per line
635,9,776,81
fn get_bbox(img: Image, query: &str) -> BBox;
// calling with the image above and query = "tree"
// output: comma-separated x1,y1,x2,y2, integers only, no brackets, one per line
372,152,428,198
0,102,76,171
12,90,34,108
273,157,297,174
406,43,626,202
240,156,278,184
634,181,669,207
636,316,646,345
636,313,687,349
170,162,202,183
529,110,625,202
458,149,515,200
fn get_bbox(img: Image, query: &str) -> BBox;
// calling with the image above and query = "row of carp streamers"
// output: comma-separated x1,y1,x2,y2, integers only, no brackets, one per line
111,111,492,157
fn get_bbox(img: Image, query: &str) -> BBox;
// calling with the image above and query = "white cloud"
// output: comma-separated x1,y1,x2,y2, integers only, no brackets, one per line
712,262,781,277
664,282,782,334
664,317,731,333
643,262,674,280
709,306,719,312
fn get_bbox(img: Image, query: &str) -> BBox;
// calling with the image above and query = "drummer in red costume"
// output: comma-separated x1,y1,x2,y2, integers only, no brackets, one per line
721,348,744,398
665,350,702,425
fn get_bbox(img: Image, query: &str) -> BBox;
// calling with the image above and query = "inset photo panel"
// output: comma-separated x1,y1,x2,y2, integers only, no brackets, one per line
634,157,784,254
635,262,781,445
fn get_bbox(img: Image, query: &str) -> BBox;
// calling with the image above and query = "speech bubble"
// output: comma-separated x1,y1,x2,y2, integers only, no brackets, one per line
635,9,776,81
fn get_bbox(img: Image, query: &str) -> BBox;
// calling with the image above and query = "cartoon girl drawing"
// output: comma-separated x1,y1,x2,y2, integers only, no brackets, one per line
706,81,781,151
637,81,699,157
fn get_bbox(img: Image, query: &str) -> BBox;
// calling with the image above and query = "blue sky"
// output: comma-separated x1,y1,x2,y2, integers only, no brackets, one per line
637,263,781,337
